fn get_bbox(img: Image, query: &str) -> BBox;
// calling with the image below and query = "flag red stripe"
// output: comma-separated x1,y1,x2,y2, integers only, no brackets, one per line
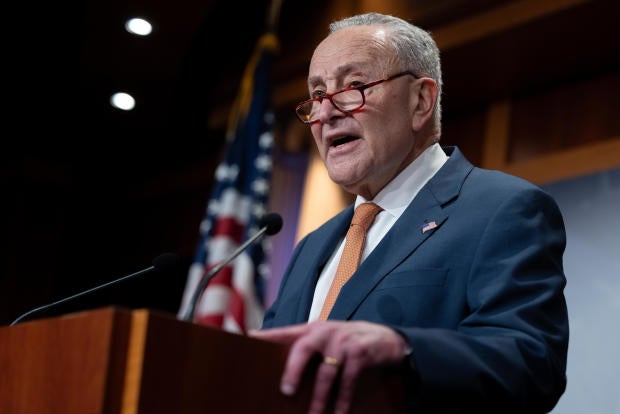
206,266,233,287
213,217,244,243
196,313,224,328
229,286,247,332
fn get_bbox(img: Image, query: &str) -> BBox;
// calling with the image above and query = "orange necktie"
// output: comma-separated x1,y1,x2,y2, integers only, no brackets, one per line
318,202,382,320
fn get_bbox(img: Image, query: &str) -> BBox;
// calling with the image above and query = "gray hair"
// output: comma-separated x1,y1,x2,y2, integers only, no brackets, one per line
329,13,443,129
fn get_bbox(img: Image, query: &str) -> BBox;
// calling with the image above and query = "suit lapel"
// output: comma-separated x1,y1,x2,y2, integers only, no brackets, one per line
328,147,473,321
285,207,354,324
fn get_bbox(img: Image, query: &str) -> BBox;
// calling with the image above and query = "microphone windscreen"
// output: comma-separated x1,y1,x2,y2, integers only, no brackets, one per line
260,213,283,235
152,252,183,273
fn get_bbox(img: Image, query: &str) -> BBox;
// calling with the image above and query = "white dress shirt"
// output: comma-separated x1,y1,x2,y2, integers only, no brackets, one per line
307,143,448,321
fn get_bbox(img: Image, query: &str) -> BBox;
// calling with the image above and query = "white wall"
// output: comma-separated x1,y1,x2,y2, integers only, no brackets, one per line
544,168,620,414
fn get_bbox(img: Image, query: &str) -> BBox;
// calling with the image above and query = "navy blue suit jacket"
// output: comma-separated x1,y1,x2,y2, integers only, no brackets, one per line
263,147,568,412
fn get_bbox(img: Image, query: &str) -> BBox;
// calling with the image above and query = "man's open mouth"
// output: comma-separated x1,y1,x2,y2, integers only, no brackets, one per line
331,136,359,147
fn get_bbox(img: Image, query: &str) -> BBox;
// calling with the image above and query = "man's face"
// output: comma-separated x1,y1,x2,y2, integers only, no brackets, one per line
308,25,424,199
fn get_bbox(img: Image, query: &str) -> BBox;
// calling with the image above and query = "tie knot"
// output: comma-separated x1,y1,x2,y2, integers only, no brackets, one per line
351,202,382,230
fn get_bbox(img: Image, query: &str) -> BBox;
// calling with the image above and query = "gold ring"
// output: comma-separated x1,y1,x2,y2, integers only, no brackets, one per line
323,356,340,367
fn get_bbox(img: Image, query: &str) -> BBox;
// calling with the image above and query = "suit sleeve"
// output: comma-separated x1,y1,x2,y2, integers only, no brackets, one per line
396,187,568,412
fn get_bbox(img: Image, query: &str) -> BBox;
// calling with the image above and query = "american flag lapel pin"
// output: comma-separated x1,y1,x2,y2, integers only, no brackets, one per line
422,220,438,234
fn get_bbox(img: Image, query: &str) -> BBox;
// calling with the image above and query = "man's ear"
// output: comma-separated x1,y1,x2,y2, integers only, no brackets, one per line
411,78,438,131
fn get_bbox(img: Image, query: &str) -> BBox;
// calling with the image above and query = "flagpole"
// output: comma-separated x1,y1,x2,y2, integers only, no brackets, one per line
226,1,282,141
266,0,283,34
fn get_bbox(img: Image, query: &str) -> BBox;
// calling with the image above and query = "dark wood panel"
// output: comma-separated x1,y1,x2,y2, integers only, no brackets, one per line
442,110,486,167
439,1,620,120
509,72,620,162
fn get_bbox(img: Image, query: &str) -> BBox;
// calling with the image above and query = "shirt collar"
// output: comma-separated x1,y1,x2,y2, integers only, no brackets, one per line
355,143,448,219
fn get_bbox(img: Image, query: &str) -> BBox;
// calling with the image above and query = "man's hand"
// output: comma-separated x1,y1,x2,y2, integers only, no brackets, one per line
249,321,410,414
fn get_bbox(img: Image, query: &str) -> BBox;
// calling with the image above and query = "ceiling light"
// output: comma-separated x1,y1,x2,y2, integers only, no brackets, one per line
110,92,136,111
125,18,152,36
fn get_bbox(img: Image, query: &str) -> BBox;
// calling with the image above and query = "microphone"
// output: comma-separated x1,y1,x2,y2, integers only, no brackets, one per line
10,252,182,326
182,212,283,322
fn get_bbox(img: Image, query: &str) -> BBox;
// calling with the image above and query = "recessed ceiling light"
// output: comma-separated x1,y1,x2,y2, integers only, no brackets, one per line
110,92,136,111
125,18,152,36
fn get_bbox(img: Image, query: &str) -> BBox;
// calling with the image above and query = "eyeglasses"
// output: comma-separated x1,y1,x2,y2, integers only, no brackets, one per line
295,71,418,124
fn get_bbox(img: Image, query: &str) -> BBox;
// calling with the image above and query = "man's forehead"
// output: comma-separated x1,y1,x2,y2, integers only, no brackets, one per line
308,26,392,83
307,61,372,85
312,25,388,57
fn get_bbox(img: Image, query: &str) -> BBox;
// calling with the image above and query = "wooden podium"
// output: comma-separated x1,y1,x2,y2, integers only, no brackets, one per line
0,307,405,413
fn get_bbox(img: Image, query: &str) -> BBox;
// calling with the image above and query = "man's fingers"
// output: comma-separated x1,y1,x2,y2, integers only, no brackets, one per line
253,320,405,414
279,329,330,397
333,358,363,414
248,324,308,344
307,356,343,414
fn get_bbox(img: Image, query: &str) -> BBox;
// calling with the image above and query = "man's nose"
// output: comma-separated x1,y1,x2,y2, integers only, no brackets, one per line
316,97,344,124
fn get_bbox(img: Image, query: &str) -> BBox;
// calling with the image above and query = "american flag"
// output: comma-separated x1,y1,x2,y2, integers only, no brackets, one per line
177,33,278,334
422,220,438,234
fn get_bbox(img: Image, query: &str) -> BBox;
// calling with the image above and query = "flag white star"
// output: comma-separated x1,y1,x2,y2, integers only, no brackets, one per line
252,178,270,195
255,154,272,172
259,131,273,149
215,164,240,182
199,219,211,235
207,199,220,215
253,203,266,218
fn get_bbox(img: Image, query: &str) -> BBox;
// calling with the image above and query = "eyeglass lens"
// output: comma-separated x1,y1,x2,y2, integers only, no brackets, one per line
299,89,363,122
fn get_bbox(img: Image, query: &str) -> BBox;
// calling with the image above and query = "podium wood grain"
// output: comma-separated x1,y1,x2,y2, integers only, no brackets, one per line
0,307,404,413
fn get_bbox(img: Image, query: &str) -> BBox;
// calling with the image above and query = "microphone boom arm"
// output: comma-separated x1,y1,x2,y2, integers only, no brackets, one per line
10,266,155,326
9,252,180,326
